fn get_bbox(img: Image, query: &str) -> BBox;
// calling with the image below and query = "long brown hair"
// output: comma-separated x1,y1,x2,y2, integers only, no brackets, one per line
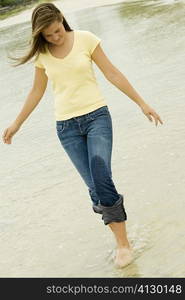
10,2,73,66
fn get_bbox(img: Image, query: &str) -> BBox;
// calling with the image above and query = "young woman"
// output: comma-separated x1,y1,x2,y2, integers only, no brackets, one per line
2,3,163,268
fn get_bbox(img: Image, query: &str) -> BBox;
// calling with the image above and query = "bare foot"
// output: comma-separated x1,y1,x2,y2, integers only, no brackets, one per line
114,246,133,268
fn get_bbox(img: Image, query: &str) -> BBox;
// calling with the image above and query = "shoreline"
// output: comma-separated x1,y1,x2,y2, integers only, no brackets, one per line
0,0,54,21
0,0,125,28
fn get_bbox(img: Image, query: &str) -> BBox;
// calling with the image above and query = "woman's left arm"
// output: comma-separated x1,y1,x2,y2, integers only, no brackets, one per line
92,44,163,126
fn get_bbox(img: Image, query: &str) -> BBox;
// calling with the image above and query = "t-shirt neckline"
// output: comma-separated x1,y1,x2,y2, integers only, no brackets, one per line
47,30,77,61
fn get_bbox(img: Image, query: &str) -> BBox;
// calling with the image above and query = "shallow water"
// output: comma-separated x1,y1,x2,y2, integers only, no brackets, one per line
0,0,185,277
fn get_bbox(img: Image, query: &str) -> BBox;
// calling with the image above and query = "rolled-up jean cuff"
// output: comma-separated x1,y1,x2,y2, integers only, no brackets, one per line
101,194,127,225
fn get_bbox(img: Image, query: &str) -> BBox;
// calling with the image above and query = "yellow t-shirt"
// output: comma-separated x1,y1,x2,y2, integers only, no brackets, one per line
34,30,107,120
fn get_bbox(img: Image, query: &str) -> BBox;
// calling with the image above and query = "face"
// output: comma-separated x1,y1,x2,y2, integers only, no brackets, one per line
42,20,66,46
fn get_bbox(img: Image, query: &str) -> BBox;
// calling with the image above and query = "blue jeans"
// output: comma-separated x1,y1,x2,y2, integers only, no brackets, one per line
56,106,127,224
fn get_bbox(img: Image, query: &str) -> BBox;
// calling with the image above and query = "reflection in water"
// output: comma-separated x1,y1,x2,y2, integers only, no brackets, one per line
0,0,185,277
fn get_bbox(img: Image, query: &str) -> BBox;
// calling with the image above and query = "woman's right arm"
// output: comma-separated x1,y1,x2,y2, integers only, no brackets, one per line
2,67,48,144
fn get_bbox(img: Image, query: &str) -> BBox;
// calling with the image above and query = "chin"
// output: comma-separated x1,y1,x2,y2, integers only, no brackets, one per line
56,39,64,45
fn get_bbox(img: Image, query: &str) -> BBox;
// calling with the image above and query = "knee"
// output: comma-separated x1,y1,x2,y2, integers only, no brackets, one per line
90,155,112,184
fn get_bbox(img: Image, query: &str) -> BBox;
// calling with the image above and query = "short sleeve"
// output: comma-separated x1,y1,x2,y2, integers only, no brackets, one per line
86,31,101,55
34,54,44,69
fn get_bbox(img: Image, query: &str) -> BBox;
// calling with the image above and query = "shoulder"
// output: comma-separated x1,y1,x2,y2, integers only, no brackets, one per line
76,30,101,48
34,47,48,60
34,47,48,68
75,30,101,55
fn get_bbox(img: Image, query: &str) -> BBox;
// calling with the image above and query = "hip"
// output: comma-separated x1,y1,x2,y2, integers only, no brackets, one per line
56,105,112,136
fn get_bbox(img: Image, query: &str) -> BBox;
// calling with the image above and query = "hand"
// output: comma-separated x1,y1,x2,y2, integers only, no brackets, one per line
140,103,163,126
2,123,21,144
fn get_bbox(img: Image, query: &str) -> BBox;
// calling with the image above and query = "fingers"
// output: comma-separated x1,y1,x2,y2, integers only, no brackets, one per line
2,132,7,143
2,129,12,144
4,138,12,144
158,115,163,125
148,115,153,122
154,113,163,126
141,105,164,126
147,111,163,126
2,129,7,139
145,112,153,123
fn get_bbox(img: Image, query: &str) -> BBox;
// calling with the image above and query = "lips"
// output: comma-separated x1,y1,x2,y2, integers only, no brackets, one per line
56,37,63,42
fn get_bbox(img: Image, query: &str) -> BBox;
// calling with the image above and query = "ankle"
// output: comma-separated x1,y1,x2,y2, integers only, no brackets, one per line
116,242,131,250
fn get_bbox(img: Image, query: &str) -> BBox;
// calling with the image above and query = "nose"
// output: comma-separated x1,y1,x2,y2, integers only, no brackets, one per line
53,35,60,41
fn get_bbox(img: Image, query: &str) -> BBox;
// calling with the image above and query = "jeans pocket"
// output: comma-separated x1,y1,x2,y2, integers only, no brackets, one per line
56,121,66,134
88,106,110,121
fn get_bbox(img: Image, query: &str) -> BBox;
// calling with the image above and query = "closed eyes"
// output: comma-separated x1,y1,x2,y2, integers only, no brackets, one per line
46,29,60,37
